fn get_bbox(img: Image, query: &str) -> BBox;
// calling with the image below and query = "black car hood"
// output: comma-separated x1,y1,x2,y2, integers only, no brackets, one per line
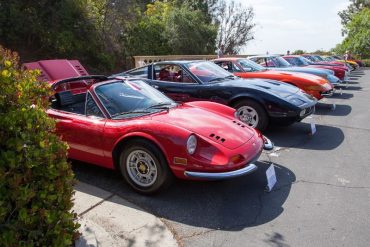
216,78,300,98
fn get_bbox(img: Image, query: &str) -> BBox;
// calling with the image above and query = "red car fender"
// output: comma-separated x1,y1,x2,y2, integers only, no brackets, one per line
111,131,171,168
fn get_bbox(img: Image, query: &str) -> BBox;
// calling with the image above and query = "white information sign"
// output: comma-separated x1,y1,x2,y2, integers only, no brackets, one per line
311,123,317,135
266,164,277,192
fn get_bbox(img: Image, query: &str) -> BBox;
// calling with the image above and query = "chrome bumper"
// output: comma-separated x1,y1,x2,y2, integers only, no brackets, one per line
263,136,274,150
321,89,335,97
184,163,258,179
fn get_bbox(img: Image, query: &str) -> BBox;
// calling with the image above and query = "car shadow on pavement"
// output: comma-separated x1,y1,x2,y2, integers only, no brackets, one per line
314,103,352,116
345,80,359,84
73,160,296,232
341,85,362,91
329,92,354,99
264,122,344,151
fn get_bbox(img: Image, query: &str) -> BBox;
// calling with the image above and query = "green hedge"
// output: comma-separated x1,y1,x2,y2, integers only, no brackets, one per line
0,45,78,246
360,59,370,67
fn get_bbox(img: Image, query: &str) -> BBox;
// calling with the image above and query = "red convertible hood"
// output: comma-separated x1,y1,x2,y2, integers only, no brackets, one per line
151,104,255,150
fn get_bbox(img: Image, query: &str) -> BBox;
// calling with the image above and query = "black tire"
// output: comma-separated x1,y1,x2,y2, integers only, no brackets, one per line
232,99,269,131
119,139,174,194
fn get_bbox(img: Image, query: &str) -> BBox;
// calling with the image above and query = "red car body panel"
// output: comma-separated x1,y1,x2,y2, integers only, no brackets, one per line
26,59,266,180
283,55,347,81
213,57,332,100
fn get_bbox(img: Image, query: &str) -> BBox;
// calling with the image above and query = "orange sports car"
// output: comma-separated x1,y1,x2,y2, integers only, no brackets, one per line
213,57,334,100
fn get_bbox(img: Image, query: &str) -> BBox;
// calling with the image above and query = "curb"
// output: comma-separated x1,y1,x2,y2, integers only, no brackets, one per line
73,182,178,247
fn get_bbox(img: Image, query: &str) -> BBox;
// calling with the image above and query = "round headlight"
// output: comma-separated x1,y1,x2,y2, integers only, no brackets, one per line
186,135,197,155
299,109,306,117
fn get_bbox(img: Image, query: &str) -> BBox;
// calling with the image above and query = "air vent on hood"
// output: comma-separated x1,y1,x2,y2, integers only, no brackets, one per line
209,133,226,143
232,120,246,128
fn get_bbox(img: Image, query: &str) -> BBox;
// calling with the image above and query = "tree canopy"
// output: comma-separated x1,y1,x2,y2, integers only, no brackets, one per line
0,0,256,72
334,2,370,58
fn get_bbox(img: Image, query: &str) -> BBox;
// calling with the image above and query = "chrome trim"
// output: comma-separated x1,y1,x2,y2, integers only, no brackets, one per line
321,89,335,97
263,136,274,150
184,163,257,179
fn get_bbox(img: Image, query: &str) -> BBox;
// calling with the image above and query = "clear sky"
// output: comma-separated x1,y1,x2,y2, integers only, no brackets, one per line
236,0,350,54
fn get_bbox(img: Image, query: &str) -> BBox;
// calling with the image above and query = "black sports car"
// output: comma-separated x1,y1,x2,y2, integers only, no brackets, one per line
116,61,317,131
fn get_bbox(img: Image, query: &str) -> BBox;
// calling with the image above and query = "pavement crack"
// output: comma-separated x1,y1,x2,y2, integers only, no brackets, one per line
179,229,217,240
78,193,115,217
271,179,370,192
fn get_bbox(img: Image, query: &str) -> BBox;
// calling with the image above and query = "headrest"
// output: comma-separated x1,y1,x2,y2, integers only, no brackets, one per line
55,91,75,106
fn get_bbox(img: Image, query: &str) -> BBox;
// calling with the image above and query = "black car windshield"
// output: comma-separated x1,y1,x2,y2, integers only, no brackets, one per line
238,59,266,71
184,61,235,83
95,80,175,119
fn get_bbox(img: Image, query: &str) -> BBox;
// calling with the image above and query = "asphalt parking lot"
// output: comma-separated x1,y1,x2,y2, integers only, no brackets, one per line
73,68,370,247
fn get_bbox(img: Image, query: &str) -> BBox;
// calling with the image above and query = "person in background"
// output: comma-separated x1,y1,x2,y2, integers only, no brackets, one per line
217,45,224,58
287,50,290,55
344,50,353,61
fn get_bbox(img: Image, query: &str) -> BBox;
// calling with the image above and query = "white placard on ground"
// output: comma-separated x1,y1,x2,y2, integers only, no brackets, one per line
266,164,277,192
340,88,343,95
311,123,317,135
332,103,336,111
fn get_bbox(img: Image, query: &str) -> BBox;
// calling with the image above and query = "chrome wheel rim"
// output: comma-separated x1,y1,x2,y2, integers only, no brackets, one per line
126,150,158,187
236,106,259,128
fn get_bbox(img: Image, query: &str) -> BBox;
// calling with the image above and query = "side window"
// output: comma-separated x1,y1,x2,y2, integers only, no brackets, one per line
232,63,242,72
154,64,196,84
255,58,267,67
86,93,104,118
126,66,148,78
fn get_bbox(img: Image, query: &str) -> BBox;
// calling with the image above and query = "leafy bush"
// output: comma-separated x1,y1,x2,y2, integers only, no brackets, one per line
0,45,78,246
361,59,370,67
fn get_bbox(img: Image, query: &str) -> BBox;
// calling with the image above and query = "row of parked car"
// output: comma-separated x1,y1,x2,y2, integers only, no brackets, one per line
23,54,362,194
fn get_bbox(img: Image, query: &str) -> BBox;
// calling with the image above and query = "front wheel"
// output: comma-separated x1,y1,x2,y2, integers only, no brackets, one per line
232,99,269,131
119,139,173,194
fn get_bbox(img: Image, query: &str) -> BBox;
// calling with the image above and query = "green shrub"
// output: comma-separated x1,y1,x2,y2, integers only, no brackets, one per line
0,45,78,246
360,59,370,67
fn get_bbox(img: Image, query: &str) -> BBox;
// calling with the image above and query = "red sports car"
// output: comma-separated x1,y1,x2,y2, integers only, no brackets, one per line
24,62,273,194
283,55,349,82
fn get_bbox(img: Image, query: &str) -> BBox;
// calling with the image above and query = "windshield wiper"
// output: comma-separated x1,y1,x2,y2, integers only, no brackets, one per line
224,75,236,79
112,110,151,118
209,75,236,82
145,102,174,110
208,77,225,82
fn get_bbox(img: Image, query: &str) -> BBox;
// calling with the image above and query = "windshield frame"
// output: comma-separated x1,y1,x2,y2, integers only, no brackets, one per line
93,79,176,119
184,61,236,83
237,59,266,72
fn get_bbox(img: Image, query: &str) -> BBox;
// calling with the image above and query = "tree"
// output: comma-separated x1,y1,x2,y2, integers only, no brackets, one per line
214,0,255,54
292,50,306,55
341,8,370,57
0,45,78,246
338,0,370,34
125,1,218,55
165,6,217,54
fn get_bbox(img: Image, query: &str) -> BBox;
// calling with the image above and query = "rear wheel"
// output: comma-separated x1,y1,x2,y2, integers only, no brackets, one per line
232,99,269,131
119,139,173,194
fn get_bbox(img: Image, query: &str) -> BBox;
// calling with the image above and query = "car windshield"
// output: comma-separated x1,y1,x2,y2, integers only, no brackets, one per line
272,57,292,67
95,80,175,119
184,61,235,83
297,57,311,65
314,56,324,61
238,59,266,71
